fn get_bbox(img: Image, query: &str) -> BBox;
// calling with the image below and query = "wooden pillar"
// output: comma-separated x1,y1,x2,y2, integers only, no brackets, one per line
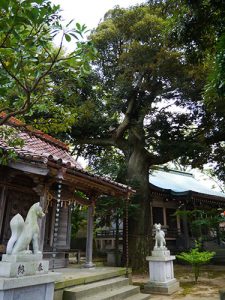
0,186,7,241
176,215,181,235
125,195,129,271
100,239,104,250
66,206,72,248
163,207,167,226
84,200,95,268
182,204,190,249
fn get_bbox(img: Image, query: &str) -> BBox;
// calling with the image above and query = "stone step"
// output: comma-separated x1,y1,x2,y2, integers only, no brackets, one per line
80,285,140,300
64,276,129,299
126,293,151,300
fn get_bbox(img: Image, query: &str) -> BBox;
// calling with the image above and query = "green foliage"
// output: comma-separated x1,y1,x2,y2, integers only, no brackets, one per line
70,190,89,239
170,0,225,182
205,33,225,111
71,205,87,240
176,209,225,243
177,242,215,283
0,0,96,130
88,148,127,180
0,126,24,164
59,2,212,269
67,2,208,168
95,196,123,228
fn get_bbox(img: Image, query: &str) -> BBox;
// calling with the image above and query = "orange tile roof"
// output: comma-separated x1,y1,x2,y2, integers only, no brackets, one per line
0,112,68,150
0,113,81,169
0,114,135,195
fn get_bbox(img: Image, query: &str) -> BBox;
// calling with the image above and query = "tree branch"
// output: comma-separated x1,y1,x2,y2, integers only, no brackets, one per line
30,32,65,92
0,59,27,91
0,93,32,125
0,106,29,125
74,137,115,147
114,93,137,140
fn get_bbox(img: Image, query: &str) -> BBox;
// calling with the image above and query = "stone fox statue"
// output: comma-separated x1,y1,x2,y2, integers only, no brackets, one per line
154,223,166,249
6,202,45,255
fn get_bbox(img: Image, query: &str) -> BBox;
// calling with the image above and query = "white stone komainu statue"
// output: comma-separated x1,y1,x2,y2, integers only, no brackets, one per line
154,223,167,250
0,202,58,299
6,202,45,255
145,223,180,294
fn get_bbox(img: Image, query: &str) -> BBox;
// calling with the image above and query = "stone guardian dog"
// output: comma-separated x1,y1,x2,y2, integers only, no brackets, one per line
6,202,45,255
154,223,166,249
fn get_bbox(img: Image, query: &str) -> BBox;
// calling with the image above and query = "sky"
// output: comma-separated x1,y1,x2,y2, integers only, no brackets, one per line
51,0,145,30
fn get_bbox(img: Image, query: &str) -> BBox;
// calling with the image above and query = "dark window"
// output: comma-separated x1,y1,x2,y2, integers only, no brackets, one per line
166,208,177,229
153,207,164,225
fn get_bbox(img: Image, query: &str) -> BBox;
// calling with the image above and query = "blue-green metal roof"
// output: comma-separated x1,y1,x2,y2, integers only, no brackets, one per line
149,169,225,198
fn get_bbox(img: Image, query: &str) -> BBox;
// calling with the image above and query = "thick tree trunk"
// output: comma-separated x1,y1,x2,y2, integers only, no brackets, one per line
126,147,153,270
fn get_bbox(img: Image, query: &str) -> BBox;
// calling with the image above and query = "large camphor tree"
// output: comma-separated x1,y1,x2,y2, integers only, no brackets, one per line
65,2,208,268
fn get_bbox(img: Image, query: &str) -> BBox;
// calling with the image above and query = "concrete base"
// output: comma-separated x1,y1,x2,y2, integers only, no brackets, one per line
0,254,49,277
0,272,61,300
151,249,171,257
83,262,95,268
144,278,180,295
145,250,180,295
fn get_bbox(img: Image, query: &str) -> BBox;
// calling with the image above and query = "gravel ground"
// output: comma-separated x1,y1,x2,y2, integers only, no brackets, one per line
132,265,225,299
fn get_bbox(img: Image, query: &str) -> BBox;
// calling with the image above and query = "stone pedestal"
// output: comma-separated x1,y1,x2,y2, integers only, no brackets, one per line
0,272,60,300
0,254,61,300
144,248,180,295
106,250,122,267
0,254,49,278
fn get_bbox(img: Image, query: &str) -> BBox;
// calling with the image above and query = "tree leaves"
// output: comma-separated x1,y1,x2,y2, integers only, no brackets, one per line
0,0,96,128
177,242,215,283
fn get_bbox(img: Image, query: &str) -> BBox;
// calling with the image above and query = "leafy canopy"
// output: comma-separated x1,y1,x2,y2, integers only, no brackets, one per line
171,0,225,182
61,3,210,270
0,0,96,130
173,0,225,109
68,3,207,170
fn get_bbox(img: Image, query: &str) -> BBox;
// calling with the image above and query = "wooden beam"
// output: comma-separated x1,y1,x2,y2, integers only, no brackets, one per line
74,195,91,206
9,161,49,176
64,173,127,197
0,182,38,195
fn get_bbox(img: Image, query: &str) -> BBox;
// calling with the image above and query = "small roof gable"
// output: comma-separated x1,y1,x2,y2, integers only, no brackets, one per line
0,112,68,150
149,169,225,199
0,115,135,197
0,124,82,169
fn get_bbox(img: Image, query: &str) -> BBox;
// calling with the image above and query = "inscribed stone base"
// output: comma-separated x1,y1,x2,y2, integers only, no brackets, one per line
0,260,49,278
144,278,180,295
145,252,180,295
0,273,60,300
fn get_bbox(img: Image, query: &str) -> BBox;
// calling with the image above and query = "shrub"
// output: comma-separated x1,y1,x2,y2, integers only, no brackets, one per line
177,242,215,283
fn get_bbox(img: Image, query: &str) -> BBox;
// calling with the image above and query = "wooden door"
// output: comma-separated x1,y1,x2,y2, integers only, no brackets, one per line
1,189,38,245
